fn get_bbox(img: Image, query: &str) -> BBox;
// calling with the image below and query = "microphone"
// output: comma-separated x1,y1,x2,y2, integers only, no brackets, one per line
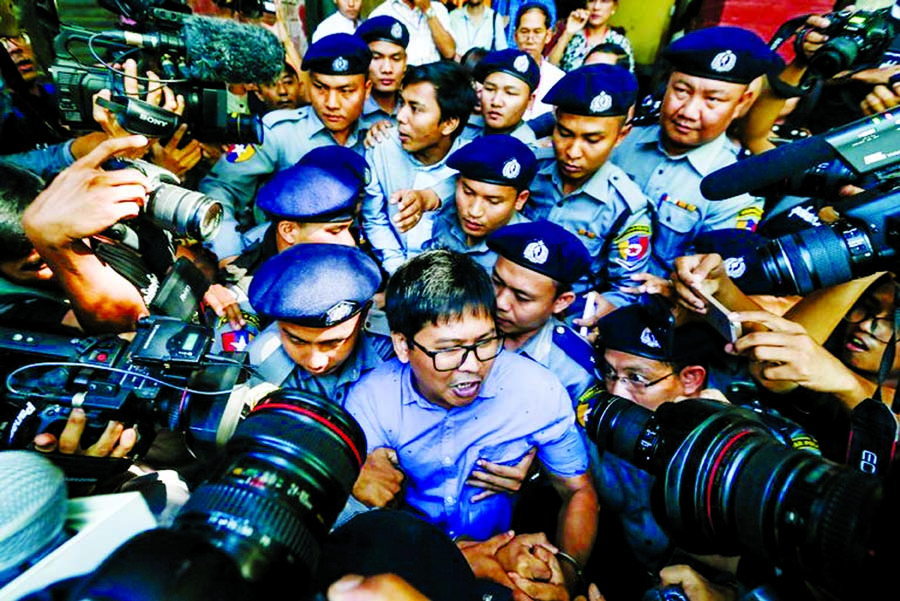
97,15,285,83
0,451,67,586
700,136,837,201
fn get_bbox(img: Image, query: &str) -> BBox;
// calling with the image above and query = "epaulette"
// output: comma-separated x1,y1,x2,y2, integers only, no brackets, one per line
552,323,596,375
261,105,311,129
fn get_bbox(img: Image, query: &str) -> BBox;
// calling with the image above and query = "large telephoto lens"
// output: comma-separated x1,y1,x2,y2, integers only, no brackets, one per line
583,394,884,599
171,389,366,596
145,183,223,241
753,222,872,296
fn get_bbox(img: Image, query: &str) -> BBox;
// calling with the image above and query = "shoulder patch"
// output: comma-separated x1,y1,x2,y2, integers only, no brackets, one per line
613,223,651,265
225,143,256,163
552,324,596,375
735,206,763,231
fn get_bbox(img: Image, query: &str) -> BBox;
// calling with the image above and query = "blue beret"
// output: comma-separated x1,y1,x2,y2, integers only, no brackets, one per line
249,243,382,326
355,16,410,49
474,49,540,91
662,26,782,84
256,147,367,222
302,33,372,75
544,64,637,117
487,220,590,285
446,134,536,191
596,295,717,364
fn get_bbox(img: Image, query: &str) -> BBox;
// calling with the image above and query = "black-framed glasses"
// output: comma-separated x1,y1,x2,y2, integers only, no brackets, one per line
842,304,896,344
409,334,505,372
600,364,675,391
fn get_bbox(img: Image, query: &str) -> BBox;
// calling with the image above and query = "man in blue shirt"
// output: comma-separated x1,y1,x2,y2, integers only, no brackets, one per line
362,61,476,274
345,249,598,595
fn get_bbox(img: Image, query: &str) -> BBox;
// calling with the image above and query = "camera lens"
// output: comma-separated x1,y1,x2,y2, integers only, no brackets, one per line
145,183,223,241
810,37,860,78
171,390,366,595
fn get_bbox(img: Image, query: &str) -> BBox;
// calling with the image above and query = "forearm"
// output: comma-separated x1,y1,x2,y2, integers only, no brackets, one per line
428,17,456,59
546,31,572,67
555,485,598,569
40,241,149,334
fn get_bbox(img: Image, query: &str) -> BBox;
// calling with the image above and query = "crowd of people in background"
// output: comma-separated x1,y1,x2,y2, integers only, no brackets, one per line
3,0,900,599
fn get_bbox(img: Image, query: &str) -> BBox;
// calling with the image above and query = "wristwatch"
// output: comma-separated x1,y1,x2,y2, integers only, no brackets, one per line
424,5,436,19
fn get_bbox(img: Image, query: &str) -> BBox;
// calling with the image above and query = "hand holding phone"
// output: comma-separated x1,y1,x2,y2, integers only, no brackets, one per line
695,288,742,343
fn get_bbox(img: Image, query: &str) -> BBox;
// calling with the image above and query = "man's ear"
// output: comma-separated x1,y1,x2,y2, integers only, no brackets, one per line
677,365,707,397
277,220,299,245
514,189,529,211
439,116,460,137
552,290,577,315
391,332,411,363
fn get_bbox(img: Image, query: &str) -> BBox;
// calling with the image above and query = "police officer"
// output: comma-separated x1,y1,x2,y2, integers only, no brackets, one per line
486,220,596,404
426,134,535,273
199,33,373,262
206,146,368,353
464,48,541,144
526,63,652,321
355,16,410,123
611,26,779,277
247,243,394,406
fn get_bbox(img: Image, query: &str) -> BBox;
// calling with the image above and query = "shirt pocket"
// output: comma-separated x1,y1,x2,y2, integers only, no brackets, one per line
654,200,701,260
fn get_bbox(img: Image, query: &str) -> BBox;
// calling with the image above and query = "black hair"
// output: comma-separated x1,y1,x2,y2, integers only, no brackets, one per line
514,2,551,30
0,162,43,261
385,249,497,341
460,46,488,77
402,60,477,139
585,42,631,69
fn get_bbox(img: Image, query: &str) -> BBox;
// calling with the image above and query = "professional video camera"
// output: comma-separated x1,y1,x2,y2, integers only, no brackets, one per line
46,0,284,143
583,392,899,601
0,315,250,474
700,105,900,296
793,6,899,81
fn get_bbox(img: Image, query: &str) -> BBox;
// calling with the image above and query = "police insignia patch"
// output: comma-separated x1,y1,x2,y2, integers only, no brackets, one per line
640,327,660,348
711,50,737,73
513,54,529,73
333,56,349,72
589,92,612,114
325,300,355,325
502,157,521,180
391,22,403,39
523,239,549,264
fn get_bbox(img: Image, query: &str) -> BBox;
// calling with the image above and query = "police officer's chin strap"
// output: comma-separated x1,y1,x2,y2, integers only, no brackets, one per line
844,304,900,483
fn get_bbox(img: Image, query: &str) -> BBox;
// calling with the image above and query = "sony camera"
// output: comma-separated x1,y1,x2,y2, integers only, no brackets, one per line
47,0,282,143
582,392,897,600
0,316,249,468
796,6,899,80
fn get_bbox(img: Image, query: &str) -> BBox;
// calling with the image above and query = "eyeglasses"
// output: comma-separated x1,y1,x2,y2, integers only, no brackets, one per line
600,364,675,391
409,334,504,371
843,304,896,343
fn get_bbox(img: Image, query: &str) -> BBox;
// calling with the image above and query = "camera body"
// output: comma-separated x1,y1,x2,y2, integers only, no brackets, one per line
0,316,248,462
798,7,899,79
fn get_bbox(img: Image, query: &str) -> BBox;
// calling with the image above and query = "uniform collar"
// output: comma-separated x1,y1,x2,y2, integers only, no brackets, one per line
650,124,735,176
543,159,616,200
518,318,555,364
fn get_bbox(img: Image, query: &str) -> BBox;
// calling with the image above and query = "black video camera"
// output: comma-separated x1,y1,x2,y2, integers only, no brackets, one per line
796,7,899,80
47,0,281,143
0,316,250,468
583,392,899,600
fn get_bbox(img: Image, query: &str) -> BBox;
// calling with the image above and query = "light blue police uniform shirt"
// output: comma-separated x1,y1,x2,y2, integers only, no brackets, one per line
199,106,367,260
247,321,395,406
361,95,399,128
518,317,597,405
425,204,530,273
362,130,467,274
524,149,653,307
612,124,765,277
344,351,588,541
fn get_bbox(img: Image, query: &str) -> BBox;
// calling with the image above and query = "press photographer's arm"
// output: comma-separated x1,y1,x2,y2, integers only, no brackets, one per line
22,135,153,335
